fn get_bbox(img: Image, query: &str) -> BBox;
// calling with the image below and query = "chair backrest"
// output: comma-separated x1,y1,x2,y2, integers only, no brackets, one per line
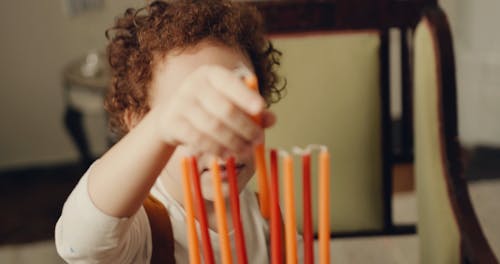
413,6,497,263
267,32,385,233
253,0,438,236
251,0,419,236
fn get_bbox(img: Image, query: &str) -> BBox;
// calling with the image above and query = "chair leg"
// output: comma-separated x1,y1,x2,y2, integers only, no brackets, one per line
64,106,92,166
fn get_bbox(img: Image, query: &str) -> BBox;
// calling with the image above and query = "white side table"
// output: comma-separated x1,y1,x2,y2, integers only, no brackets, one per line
63,52,110,165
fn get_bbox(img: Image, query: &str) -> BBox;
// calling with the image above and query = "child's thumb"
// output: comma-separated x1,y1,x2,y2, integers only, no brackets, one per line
260,110,276,129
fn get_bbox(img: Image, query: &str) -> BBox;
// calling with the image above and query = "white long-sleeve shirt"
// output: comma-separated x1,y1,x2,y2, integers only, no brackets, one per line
55,165,280,263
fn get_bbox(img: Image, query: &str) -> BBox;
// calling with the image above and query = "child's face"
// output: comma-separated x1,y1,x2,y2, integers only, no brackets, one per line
151,40,257,202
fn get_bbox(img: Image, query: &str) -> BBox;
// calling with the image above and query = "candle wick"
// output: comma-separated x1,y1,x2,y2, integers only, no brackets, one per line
292,146,309,155
278,149,291,158
305,144,329,153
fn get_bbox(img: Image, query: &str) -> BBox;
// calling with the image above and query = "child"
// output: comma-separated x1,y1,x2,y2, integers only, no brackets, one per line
55,0,290,263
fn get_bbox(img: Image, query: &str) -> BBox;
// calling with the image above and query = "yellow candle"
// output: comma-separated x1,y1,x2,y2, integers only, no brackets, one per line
211,159,232,264
283,154,297,264
181,157,201,264
319,149,330,264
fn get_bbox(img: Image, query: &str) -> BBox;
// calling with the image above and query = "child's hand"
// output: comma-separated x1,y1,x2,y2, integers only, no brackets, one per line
153,65,275,157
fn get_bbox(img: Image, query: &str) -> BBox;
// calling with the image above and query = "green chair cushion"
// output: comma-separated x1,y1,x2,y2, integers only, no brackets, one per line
414,18,460,263
265,32,384,233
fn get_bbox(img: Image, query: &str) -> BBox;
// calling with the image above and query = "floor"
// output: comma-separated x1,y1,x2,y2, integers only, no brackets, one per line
0,147,498,263
1,179,499,263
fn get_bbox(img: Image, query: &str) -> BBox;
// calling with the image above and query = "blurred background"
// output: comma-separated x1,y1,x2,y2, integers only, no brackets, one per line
0,0,498,263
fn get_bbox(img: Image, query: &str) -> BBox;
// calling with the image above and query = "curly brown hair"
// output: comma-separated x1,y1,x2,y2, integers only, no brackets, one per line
104,0,284,138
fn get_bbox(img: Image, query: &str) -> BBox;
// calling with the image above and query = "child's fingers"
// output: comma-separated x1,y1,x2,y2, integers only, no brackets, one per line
205,66,265,115
167,117,200,147
260,110,276,129
183,103,251,155
196,87,261,142
171,119,227,157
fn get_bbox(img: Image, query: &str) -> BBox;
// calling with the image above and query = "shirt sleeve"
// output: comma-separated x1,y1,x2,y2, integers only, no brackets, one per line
54,164,152,263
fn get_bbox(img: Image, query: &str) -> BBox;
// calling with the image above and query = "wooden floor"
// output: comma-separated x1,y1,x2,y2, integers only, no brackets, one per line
0,163,85,245
3,179,499,263
0,146,498,263
393,163,414,193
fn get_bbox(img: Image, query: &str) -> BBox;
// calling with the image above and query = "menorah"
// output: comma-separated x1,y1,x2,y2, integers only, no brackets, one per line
179,67,331,264
180,144,331,264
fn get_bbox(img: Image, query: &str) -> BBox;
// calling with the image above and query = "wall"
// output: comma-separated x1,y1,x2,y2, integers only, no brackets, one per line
1,0,498,169
391,0,500,147
441,0,500,147
0,0,142,168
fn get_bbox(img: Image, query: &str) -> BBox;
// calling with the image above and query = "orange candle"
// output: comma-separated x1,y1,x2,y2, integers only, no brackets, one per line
190,157,215,264
181,157,201,264
270,149,283,264
319,148,330,264
227,156,247,264
243,75,262,124
283,153,297,264
244,75,270,219
254,144,270,219
211,159,232,264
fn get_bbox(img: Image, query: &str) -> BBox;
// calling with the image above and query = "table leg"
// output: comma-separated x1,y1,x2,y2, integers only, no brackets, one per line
64,106,93,166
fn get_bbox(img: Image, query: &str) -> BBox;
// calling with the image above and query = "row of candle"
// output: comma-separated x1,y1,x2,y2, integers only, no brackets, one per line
180,146,331,264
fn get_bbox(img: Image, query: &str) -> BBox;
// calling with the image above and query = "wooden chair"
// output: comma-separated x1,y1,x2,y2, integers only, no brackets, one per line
413,6,498,263
254,4,499,262
253,0,423,237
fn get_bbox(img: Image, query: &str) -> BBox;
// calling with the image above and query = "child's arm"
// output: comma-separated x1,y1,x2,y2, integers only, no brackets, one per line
87,110,174,217
56,64,275,262
88,65,273,218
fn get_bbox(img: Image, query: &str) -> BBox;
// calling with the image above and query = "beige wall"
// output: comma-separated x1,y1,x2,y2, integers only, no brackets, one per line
393,0,500,147
441,0,500,147
0,1,143,168
0,1,498,169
